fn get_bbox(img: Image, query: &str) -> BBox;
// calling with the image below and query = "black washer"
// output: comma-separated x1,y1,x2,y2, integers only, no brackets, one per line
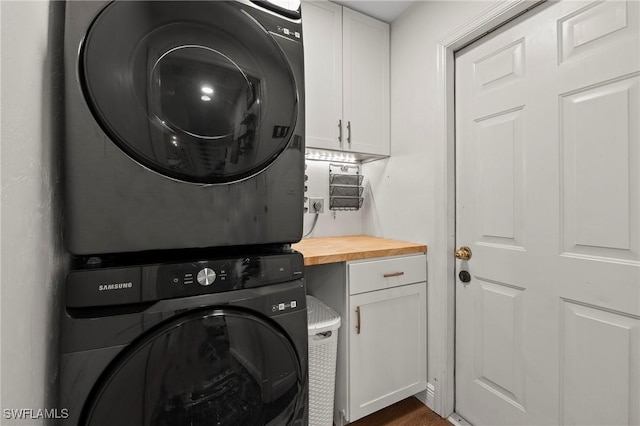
59,251,308,425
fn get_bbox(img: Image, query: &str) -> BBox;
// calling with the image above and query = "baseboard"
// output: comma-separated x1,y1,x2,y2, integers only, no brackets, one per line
448,412,472,426
414,390,428,406
413,381,435,410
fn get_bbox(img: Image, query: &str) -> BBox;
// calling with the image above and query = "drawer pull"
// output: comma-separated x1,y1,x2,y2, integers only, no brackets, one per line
356,306,361,334
383,272,405,278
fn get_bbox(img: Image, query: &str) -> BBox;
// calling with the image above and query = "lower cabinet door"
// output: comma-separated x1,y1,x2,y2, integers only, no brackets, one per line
348,282,427,421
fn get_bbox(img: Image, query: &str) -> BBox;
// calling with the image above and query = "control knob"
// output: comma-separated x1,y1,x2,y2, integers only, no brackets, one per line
197,268,216,286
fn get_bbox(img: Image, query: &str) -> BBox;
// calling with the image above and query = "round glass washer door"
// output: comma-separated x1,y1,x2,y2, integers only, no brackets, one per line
81,308,304,425
82,1,299,184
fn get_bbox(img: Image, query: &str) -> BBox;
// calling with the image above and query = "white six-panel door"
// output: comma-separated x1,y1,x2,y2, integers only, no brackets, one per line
455,1,639,425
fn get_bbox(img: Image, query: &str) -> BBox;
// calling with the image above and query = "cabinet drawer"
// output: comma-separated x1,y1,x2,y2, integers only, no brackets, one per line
348,254,426,295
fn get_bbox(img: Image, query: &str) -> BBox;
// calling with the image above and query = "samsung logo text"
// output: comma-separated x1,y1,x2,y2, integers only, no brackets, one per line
98,282,133,291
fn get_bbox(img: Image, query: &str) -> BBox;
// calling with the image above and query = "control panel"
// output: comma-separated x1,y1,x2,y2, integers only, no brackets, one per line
66,252,305,308
271,299,298,313
169,263,229,287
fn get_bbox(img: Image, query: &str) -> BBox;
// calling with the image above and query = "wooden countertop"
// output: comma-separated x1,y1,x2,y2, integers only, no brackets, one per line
292,235,427,266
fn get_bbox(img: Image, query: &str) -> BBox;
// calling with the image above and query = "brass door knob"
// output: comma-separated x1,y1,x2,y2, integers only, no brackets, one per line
455,246,472,260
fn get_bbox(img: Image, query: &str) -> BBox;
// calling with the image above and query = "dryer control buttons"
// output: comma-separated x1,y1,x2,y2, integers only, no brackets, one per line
197,268,216,286
276,25,301,40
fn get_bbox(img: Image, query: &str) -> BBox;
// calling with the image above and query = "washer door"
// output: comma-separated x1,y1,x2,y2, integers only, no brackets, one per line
82,1,298,184
81,309,304,425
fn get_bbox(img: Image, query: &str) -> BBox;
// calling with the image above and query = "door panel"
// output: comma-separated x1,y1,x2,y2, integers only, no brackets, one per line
559,1,633,65
342,8,390,156
560,75,639,261
455,1,640,425
473,279,526,411
561,301,640,426
348,282,427,421
474,107,525,248
473,38,525,93
301,1,343,151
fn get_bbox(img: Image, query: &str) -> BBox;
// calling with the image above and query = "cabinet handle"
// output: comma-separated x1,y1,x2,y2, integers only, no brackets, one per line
356,306,361,334
383,272,405,278
338,119,342,143
347,121,351,146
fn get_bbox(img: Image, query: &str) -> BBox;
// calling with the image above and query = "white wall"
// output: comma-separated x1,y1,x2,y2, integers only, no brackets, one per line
302,159,364,237
365,0,491,240
1,1,66,422
363,0,492,410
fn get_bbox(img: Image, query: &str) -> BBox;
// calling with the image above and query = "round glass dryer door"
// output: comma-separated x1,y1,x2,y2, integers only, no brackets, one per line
82,1,298,183
81,309,304,425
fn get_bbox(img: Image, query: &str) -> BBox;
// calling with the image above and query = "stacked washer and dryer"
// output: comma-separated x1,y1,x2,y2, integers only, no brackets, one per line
59,1,308,424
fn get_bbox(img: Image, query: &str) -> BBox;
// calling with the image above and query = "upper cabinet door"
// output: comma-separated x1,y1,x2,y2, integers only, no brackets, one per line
343,8,390,156
302,1,343,151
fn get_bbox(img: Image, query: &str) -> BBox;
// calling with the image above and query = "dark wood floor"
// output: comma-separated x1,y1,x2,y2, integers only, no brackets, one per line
350,397,451,426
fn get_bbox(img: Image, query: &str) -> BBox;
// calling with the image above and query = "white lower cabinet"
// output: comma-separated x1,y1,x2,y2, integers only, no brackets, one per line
348,281,427,421
305,254,427,425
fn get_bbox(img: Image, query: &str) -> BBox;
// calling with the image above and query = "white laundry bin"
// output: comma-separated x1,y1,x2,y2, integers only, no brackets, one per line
307,295,341,426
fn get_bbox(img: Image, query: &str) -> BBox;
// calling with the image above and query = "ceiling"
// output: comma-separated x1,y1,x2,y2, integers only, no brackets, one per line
330,0,414,22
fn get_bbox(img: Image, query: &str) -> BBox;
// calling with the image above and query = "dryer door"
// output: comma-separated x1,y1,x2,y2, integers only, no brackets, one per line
80,308,304,425
81,1,299,184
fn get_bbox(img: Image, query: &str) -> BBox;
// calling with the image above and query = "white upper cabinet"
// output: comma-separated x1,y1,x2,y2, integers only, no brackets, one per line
301,1,343,151
342,8,389,156
302,1,390,157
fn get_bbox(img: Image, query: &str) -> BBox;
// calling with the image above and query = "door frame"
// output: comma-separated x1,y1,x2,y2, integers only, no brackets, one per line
431,0,544,418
